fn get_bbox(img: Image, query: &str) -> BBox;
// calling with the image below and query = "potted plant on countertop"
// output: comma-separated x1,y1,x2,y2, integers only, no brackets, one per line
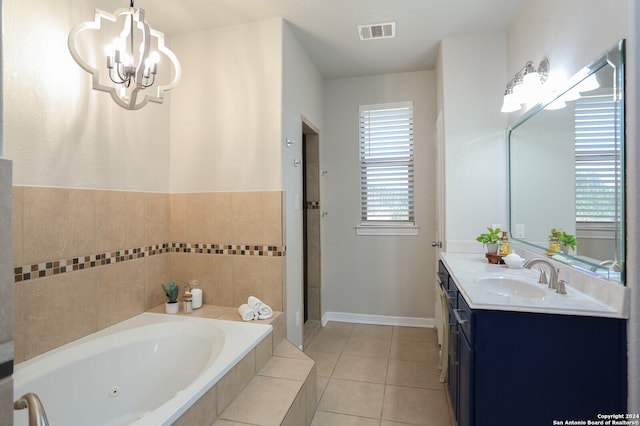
161,280,180,314
476,227,501,254
476,227,503,264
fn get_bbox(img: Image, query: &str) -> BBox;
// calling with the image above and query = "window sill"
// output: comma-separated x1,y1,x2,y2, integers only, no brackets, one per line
356,224,419,236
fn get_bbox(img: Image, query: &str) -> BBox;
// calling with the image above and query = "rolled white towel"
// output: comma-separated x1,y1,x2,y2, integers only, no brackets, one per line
238,303,258,321
247,296,273,320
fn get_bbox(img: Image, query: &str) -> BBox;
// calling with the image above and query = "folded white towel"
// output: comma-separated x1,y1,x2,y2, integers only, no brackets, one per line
238,303,258,321
248,296,273,320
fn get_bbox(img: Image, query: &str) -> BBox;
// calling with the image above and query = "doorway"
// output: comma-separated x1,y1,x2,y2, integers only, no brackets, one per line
302,119,321,347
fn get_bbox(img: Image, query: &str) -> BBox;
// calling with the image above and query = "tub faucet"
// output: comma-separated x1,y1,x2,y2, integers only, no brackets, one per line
523,258,559,290
14,393,50,426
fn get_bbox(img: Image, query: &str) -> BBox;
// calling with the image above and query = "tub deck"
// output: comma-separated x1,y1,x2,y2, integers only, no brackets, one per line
147,304,317,426
146,304,281,326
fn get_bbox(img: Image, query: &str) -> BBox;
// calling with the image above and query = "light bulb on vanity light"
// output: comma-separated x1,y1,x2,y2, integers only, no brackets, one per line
500,58,550,113
501,86,522,113
522,62,542,89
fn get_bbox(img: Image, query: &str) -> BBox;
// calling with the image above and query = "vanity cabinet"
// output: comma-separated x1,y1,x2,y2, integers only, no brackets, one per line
440,261,627,426
444,264,473,426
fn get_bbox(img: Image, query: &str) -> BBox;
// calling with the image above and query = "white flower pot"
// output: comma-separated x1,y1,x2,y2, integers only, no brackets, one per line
165,302,179,314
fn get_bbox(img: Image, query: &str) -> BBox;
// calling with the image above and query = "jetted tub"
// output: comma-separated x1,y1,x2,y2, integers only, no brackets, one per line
13,312,272,426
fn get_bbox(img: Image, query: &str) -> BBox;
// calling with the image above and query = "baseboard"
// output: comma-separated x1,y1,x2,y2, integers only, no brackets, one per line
321,311,435,328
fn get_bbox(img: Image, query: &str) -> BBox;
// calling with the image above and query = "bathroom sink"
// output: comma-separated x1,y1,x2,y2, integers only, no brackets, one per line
477,277,546,299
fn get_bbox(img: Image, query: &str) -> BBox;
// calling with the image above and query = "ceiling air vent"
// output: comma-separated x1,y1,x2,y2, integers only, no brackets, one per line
358,22,396,41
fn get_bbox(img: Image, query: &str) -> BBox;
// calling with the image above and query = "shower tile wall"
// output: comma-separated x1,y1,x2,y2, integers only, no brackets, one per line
12,187,284,362
305,135,321,322
0,159,14,425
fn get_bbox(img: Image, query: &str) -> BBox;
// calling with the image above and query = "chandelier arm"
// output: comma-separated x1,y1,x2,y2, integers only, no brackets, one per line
142,74,156,88
115,65,131,86
129,11,134,64
108,68,126,85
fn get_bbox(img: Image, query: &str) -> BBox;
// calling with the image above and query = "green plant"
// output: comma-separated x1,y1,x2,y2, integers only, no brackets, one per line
161,280,180,303
475,227,501,246
559,231,578,250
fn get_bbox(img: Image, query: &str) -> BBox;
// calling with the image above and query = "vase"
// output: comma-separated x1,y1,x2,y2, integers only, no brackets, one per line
486,243,499,255
165,301,179,314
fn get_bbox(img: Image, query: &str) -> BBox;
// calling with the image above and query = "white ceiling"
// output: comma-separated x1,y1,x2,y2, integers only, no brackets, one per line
130,0,525,80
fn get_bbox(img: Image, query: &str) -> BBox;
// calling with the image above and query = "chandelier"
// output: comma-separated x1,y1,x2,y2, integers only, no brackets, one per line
68,1,181,110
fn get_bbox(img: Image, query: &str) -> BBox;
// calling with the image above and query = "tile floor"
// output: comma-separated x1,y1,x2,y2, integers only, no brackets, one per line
305,321,453,426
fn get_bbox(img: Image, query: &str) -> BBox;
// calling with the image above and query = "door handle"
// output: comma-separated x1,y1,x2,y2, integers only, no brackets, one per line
431,241,442,248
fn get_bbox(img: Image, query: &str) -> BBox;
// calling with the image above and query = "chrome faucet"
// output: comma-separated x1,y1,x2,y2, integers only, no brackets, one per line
590,259,621,272
14,393,50,426
523,258,559,290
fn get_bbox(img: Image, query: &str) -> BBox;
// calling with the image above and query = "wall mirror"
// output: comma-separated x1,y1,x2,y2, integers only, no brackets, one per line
508,40,625,285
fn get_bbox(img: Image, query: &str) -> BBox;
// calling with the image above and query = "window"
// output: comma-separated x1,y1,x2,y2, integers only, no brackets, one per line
357,101,416,235
574,95,621,224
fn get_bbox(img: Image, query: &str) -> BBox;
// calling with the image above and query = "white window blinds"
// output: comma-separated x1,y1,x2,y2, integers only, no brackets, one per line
575,95,620,222
359,102,414,223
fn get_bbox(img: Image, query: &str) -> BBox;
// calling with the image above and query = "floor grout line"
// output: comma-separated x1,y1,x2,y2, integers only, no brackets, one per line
307,321,452,426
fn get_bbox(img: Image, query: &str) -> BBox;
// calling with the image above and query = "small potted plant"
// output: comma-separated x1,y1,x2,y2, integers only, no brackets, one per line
161,280,180,314
558,230,578,254
476,227,501,254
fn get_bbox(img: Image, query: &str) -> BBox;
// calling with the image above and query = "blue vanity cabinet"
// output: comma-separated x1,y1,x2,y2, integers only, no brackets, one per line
447,302,459,417
443,263,627,426
440,261,458,414
455,294,474,426
445,270,474,426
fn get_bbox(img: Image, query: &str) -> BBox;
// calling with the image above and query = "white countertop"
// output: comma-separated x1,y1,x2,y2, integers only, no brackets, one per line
441,252,628,319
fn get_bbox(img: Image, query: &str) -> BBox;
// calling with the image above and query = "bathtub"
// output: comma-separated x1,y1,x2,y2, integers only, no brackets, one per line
13,312,272,426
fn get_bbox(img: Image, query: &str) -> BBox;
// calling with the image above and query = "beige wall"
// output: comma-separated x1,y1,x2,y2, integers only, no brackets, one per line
438,33,509,252
2,0,172,192
12,187,284,362
322,70,437,321
169,19,283,193
0,159,13,425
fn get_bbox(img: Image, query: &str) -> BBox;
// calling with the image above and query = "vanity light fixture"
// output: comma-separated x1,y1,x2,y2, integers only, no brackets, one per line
501,58,549,113
68,0,181,110
500,86,522,113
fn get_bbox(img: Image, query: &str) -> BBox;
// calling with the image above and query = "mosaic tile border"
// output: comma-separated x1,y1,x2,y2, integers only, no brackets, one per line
14,243,286,283
172,243,285,256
